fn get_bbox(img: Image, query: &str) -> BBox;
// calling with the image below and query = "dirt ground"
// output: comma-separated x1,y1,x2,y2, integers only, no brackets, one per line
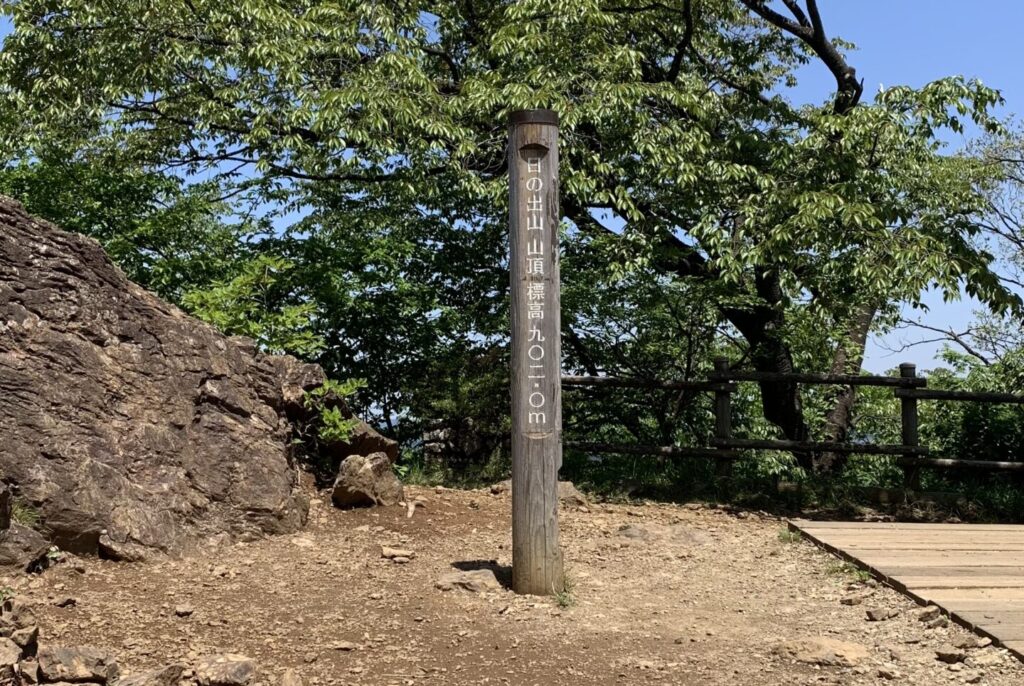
10,485,1024,686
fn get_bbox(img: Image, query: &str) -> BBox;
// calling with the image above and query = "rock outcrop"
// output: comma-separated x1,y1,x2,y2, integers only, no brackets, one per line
331,453,404,508
0,197,394,560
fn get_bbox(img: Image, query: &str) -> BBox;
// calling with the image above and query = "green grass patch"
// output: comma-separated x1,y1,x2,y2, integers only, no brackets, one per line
554,570,577,609
10,498,40,528
777,527,802,544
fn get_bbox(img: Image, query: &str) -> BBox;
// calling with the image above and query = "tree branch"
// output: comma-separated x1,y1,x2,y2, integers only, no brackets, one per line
740,0,863,114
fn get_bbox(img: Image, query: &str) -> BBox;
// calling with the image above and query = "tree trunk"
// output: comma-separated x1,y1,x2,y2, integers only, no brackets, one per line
813,303,877,473
721,270,812,464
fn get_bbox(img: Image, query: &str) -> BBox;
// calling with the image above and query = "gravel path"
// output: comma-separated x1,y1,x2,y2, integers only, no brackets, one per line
9,485,1024,685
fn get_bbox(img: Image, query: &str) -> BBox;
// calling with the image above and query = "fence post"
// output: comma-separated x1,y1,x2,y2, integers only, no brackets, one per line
713,357,734,484
899,362,921,491
508,109,564,596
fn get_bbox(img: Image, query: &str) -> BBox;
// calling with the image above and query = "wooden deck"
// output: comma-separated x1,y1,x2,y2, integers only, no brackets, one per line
791,519,1024,661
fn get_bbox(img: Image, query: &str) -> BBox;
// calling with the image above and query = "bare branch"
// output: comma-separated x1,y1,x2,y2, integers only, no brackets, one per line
894,319,993,366
739,1,863,114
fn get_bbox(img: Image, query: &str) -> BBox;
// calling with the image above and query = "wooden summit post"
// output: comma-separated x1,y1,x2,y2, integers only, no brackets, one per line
508,109,564,595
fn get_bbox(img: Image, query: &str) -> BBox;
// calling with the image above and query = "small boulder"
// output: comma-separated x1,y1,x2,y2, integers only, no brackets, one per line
774,637,870,667
0,524,50,573
280,669,304,686
954,635,992,650
380,547,414,560
876,665,901,680
120,663,186,686
331,453,403,508
865,607,898,622
195,654,256,686
0,637,22,680
914,605,941,622
935,646,968,664
435,569,502,593
11,625,38,655
489,480,590,508
557,481,589,508
18,658,40,684
37,645,120,684
1,599,37,633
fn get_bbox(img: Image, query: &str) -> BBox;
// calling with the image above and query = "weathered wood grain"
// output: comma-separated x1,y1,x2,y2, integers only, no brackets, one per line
791,519,1024,663
509,109,564,596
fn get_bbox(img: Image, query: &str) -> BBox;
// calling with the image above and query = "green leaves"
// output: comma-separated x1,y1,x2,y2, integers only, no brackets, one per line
182,254,326,357
304,378,366,443
1,0,1018,455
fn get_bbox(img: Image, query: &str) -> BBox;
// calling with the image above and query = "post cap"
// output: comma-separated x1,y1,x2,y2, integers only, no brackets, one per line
509,109,559,126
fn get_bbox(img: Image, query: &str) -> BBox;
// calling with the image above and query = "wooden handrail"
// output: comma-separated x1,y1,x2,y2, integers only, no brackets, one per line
562,360,1022,472
898,457,1024,471
565,441,738,459
711,438,929,456
710,370,926,387
561,375,728,392
894,388,1024,404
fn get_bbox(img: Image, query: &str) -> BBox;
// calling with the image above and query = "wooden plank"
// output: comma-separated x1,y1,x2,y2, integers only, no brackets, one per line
877,566,1024,577
983,626,1024,641
806,530,1024,539
869,554,1024,567
948,601,1024,613
958,611,1024,625
844,543,1024,552
913,588,1024,602
794,524,1024,536
790,519,1024,664
805,528,1024,537
900,576,1024,589
841,543,1024,552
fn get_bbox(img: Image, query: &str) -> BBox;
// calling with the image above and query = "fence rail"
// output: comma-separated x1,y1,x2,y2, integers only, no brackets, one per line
565,441,738,459
563,358,1024,480
709,370,927,388
561,375,727,392
710,438,929,456
894,388,1024,404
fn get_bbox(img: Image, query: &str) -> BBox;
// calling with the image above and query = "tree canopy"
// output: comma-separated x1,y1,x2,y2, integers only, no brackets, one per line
1,0,1021,476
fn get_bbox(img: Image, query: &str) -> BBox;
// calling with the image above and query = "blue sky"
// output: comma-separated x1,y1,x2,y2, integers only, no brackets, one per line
2,3,1022,372
782,1,1024,371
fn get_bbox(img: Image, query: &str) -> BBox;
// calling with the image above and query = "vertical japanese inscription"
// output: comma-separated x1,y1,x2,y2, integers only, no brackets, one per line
509,109,563,595
510,132,560,441
523,153,551,429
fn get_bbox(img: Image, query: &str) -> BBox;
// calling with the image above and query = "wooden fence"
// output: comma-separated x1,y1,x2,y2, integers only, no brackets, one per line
562,359,1024,483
